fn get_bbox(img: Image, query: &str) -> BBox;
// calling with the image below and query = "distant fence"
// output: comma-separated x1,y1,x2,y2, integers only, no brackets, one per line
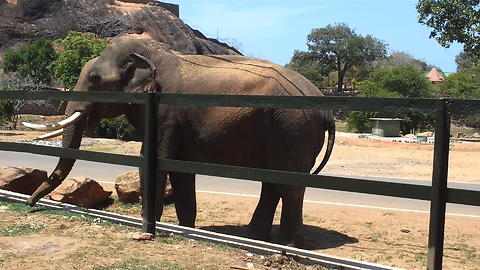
1,90,479,270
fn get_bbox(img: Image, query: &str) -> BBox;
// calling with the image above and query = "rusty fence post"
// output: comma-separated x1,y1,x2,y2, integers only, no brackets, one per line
427,98,451,270
142,92,158,234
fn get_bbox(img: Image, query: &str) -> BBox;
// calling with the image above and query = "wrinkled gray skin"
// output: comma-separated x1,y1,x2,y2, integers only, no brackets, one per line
26,36,335,247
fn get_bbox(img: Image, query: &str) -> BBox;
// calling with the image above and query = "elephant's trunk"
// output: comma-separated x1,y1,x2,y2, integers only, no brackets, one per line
26,107,86,206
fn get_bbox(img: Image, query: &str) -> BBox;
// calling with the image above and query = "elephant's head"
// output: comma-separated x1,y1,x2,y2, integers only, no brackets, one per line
24,36,159,206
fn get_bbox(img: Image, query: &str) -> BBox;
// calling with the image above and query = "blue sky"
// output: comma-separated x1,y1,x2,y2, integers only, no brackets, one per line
171,0,463,72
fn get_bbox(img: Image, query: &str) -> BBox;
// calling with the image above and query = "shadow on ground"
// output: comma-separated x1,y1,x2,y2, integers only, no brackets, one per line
200,224,358,250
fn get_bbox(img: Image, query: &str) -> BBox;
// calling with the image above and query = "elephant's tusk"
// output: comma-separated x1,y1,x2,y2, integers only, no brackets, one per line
33,128,64,140
22,112,84,131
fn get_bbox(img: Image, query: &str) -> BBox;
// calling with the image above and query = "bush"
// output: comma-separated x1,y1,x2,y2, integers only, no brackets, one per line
51,31,107,90
347,65,436,135
2,38,57,85
95,115,140,141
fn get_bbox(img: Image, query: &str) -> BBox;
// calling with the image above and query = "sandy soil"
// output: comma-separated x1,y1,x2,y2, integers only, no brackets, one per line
1,125,480,269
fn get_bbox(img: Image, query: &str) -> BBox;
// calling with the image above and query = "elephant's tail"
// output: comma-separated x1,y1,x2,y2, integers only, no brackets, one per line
311,115,335,175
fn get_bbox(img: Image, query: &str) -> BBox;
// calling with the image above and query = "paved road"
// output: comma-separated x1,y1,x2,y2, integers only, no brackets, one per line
2,150,480,218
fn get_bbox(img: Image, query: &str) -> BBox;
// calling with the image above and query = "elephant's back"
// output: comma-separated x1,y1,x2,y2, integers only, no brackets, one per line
174,54,323,97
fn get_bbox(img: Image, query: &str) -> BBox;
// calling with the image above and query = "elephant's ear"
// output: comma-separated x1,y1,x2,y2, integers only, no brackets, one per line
123,53,157,93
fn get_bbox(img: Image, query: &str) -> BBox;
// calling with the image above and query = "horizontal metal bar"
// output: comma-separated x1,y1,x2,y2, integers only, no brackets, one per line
158,94,438,112
1,91,439,112
157,159,433,201
451,99,480,115
0,90,148,104
2,142,480,206
448,188,480,206
0,141,141,167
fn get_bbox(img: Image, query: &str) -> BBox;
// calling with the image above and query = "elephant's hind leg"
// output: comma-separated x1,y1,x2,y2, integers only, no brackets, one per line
277,185,306,248
244,183,280,241
169,172,196,227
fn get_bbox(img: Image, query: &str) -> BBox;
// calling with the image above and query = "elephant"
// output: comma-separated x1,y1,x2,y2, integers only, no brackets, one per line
23,36,335,247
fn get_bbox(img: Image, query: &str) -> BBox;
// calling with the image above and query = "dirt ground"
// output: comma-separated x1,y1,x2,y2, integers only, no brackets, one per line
1,122,480,269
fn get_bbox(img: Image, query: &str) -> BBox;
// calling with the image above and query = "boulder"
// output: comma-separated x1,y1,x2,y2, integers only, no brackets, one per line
0,166,46,195
115,171,173,204
115,171,141,203
50,177,112,207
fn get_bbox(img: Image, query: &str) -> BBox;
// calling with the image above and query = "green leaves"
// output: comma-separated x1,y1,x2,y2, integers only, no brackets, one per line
288,23,387,92
2,38,57,84
347,65,436,134
417,0,480,58
51,31,107,90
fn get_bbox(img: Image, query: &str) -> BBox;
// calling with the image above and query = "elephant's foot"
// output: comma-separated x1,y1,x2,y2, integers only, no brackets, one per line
274,228,305,248
178,220,195,228
243,224,271,242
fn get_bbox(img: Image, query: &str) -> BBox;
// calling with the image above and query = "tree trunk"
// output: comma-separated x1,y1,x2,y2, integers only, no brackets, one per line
337,70,345,93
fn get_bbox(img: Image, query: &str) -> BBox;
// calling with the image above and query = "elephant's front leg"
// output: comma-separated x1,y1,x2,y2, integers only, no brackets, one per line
277,185,306,248
139,168,167,221
169,172,196,227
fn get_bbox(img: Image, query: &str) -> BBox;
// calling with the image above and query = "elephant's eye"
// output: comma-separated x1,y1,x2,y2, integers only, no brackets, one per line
122,58,134,70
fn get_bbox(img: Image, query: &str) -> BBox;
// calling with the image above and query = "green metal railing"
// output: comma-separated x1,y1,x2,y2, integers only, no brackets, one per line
1,90,480,270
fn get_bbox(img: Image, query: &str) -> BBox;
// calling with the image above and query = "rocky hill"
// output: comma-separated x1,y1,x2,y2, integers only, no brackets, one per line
0,0,240,65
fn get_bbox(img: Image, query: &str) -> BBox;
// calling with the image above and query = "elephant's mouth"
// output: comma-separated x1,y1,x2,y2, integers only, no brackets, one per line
22,111,86,140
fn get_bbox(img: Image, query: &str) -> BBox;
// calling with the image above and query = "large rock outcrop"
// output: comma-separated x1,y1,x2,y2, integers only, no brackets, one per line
0,0,239,65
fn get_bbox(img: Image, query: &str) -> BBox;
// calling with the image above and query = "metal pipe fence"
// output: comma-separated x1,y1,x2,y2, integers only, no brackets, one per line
1,90,480,270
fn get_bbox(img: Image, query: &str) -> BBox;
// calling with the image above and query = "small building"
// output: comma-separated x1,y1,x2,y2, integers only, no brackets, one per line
425,67,445,82
370,118,403,137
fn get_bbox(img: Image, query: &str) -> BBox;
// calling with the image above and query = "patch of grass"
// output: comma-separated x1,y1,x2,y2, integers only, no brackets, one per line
451,242,477,260
93,258,180,270
0,222,44,236
303,214,325,224
371,233,383,242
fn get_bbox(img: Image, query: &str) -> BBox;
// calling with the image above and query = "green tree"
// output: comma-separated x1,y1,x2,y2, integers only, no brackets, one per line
96,115,139,140
440,53,480,100
289,23,388,93
347,65,436,134
286,50,328,89
0,81,17,126
2,38,57,84
51,31,107,90
417,0,480,58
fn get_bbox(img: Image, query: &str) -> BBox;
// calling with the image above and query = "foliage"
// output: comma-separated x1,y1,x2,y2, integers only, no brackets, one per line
373,50,431,71
286,50,328,89
417,0,480,58
288,23,387,93
51,31,107,90
2,38,57,84
439,66,480,100
96,115,138,141
0,86,17,126
455,51,480,70
439,55,480,128
347,65,436,134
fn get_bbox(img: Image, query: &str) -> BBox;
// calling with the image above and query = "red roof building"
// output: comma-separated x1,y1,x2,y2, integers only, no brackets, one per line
425,67,444,82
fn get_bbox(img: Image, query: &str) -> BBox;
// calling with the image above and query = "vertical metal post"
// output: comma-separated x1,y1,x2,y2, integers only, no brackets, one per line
427,98,451,270
142,92,158,234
